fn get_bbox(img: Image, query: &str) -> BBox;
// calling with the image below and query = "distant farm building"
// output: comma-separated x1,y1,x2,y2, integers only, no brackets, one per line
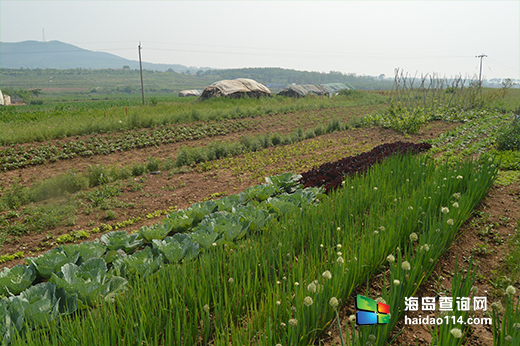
278,82,354,98
322,82,355,94
178,89,202,97
199,78,271,100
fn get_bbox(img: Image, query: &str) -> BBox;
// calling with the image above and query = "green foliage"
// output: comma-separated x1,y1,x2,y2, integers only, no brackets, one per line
26,247,80,279
0,91,384,146
232,205,271,233
100,231,143,253
491,150,520,170
175,118,352,168
242,184,277,202
55,234,74,244
0,172,88,210
365,100,429,134
50,258,127,307
496,120,520,151
192,212,251,242
265,172,303,193
494,170,520,186
0,264,36,295
1,202,77,237
0,252,24,265
1,183,32,209
137,224,171,243
152,234,200,264
146,156,160,172
19,282,77,324
428,259,478,345
62,241,106,264
163,210,194,234
1,87,41,103
4,154,499,346
0,297,23,345
109,247,162,278
184,200,218,225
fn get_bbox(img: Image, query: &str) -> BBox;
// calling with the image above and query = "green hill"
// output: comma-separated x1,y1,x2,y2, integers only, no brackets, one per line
0,40,201,72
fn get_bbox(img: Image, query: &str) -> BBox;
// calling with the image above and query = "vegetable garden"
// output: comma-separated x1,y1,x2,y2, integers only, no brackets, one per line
0,88,519,345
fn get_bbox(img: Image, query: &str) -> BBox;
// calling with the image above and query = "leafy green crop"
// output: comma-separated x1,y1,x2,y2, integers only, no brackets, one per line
233,205,271,232
0,282,77,345
50,258,127,308
193,212,251,242
214,194,243,212
0,297,23,346
17,282,77,326
26,248,80,279
100,231,143,253
184,200,218,225
0,264,36,295
137,223,171,243
163,210,194,234
110,247,163,278
152,234,200,264
261,196,300,217
61,241,107,265
265,172,303,193
242,184,277,202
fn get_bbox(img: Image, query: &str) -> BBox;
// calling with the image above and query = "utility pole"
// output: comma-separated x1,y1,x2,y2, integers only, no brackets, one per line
138,42,145,105
476,54,487,108
476,54,487,87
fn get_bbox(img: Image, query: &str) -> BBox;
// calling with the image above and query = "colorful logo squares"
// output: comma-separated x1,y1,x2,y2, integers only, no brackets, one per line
355,294,389,325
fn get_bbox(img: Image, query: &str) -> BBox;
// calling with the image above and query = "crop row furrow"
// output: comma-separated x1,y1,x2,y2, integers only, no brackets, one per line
0,120,256,171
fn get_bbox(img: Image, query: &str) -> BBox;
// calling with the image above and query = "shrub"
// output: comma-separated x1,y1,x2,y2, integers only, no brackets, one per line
349,116,364,128
304,129,316,139
146,156,160,172
497,119,520,151
2,183,32,209
271,133,283,146
314,124,325,136
326,118,342,133
131,163,147,176
86,165,113,187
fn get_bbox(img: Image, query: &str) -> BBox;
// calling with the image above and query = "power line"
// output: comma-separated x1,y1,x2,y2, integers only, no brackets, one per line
487,57,519,73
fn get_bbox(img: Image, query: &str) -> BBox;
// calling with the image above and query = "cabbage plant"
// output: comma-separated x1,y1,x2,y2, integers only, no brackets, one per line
100,231,143,253
50,258,127,307
110,247,163,278
152,234,199,264
26,247,80,279
0,264,36,295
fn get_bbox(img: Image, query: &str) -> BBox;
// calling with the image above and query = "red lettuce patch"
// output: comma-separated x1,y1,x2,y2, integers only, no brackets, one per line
300,141,431,191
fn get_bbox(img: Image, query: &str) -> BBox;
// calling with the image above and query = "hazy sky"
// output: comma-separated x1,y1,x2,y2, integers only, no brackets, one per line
1,1,519,79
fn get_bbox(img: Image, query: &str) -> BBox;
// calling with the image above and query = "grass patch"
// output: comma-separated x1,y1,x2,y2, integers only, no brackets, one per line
0,93,387,145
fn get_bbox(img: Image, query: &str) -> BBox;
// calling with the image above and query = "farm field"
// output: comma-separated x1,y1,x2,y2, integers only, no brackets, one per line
0,89,519,345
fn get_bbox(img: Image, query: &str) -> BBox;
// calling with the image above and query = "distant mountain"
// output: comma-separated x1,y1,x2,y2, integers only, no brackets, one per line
0,40,206,72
